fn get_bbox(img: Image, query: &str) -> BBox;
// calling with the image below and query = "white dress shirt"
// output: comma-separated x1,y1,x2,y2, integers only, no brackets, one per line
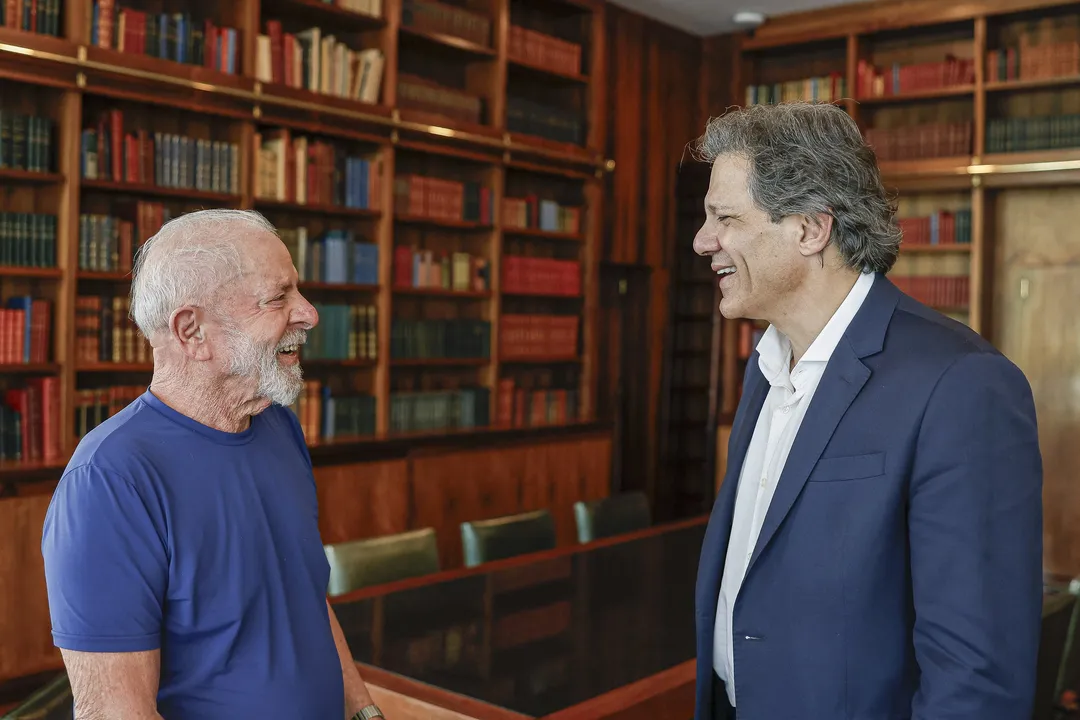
713,271,875,707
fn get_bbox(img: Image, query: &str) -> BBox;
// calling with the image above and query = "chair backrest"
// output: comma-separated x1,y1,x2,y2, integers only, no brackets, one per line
574,491,651,543
1035,591,1079,719
460,509,556,568
324,527,440,597
0,672,72,720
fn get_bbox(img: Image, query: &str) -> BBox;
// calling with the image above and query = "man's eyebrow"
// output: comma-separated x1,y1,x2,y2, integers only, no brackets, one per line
707,203,734,214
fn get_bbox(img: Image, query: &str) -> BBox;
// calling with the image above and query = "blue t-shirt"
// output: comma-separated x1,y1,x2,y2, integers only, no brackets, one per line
41,390,344,719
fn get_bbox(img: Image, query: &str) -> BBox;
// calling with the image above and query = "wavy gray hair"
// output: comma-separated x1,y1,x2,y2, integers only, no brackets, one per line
690,102,901,274
130,209,278,340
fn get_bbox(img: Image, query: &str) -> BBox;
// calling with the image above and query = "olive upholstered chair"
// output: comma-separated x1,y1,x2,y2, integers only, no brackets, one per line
460,509,556,568
573,491,651,544
323,527,440,597
0,672,72,720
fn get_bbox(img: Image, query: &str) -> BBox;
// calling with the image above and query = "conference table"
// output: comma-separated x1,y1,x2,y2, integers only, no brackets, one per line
330,516,707,720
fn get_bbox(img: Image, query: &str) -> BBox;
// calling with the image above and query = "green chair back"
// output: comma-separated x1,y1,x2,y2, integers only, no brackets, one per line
0,672,72,720
1036,591,1079,719
461,509,556,568
324,527,440,597
574,491,651,543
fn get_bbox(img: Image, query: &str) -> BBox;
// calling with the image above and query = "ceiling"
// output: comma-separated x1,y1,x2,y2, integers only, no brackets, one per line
608,0,865,36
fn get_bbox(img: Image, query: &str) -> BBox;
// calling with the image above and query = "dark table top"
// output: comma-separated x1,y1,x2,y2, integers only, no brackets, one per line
333,518,706,717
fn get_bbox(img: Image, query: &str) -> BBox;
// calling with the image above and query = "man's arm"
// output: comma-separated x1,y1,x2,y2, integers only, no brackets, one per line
327,599,378,718
909,351,1043,719
62,649,164,720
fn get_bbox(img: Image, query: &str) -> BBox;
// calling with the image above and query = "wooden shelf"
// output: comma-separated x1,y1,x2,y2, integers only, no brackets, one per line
502,291,583,299
986,75,1080,93
503,227,584,242
855,85,975,104
399,26,496,58
393,287,492,299
508,58,588,84
501,356,581,364
394,215,494,231
901,244,972,254
0,267,62,279
300,358,379,367
78,271,132,282
298,282,380,293
81,179,241,203
0,168,63,184
0,364,60,374
260,0,387,29
391,357,490,367
77,363,154,373
254,199,382,219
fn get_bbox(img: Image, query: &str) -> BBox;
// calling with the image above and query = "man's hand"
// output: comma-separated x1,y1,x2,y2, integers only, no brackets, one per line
326,599,380,719
62,648,165,720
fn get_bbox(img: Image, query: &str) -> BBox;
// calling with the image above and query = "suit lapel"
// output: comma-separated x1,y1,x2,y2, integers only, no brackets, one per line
746,339,871,572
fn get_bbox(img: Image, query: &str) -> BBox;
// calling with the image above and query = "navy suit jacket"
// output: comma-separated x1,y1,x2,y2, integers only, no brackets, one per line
695,273,1043,720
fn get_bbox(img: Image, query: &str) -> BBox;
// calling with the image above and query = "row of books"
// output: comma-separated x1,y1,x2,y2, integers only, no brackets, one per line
393,246,490,292
2,0,62,36
402,0,490,47
507,96,583,147
305,303,378,361
502,256,580,297
508,25,582,77
745,74,846,106
0,297,51,364
78,202,169,273
503,197,581,234
74,385,143,440
496,381,579,428
500,314,578,359
254,130,380,209
0,113,54,173
81,122,241,196
290,381,377,444
863,122,972,162
279,228,379,286
898,209,972,246
891,274,970,309
397,75,484,126
390,318,491,360
75,295,150,365
986,18,1080,83
394,175,494,224
987,114,1080,153
254,23,384,104
0,213,57,269
855,57,976,98
389,386,490,434
91,5,240,74
1,378,61,461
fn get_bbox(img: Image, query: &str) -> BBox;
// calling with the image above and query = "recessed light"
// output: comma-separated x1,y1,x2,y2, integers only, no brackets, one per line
733,11,766,26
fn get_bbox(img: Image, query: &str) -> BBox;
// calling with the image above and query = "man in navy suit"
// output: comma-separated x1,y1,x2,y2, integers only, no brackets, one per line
690,102,1043,719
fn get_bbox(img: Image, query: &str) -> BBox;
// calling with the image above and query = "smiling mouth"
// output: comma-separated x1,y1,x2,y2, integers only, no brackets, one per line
714,266,736,277
277,344,300,357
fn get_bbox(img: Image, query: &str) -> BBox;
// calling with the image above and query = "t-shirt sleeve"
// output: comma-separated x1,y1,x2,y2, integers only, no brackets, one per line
41,463,168,653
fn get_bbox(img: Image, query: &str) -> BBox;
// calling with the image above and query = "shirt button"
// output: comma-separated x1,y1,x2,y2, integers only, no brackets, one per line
760,477,766,487
781,406,790,414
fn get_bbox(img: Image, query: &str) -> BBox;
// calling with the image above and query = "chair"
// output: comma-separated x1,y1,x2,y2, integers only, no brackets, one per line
1035,590,1080,719
0,672,72,720
573,491,651,543
460,509,556,568
323,527,440,597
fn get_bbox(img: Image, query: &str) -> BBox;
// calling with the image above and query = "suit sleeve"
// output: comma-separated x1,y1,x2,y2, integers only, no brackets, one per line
909,350,1043,719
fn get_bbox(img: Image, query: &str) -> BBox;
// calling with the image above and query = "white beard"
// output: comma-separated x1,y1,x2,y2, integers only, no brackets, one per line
223,325,307,407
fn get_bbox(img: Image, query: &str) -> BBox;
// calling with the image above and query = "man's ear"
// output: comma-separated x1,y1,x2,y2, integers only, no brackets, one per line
170,306,209,360
796,211,834,258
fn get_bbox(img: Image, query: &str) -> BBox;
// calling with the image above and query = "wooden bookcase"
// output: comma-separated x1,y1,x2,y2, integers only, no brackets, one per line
0,0,609,483
712,0,1080,419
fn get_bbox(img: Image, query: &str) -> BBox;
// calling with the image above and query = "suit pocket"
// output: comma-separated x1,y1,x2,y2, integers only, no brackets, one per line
807,452,885,482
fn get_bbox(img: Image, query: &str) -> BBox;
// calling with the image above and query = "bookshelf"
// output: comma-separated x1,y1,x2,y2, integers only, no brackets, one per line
712,0,1080,426
0,0,608,480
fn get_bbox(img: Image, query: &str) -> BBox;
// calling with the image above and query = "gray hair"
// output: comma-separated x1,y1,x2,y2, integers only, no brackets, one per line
690,102,901,274
130,209,278,339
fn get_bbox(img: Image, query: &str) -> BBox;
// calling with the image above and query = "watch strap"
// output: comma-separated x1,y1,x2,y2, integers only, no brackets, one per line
352,705,384,720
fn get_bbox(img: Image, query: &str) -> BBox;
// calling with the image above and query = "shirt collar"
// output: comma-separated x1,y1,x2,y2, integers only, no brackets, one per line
756,271,876,389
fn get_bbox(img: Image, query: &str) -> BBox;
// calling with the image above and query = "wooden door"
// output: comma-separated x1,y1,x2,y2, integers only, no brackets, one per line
992,187,1080,576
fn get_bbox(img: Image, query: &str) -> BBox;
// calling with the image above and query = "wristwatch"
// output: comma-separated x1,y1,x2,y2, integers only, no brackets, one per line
352,705,384,720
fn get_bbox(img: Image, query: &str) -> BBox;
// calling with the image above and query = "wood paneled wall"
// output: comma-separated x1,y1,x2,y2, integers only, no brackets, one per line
600,7,711,517
0,431,611,685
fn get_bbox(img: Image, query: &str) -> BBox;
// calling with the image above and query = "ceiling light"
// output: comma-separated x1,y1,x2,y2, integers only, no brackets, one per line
733,11,766,26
